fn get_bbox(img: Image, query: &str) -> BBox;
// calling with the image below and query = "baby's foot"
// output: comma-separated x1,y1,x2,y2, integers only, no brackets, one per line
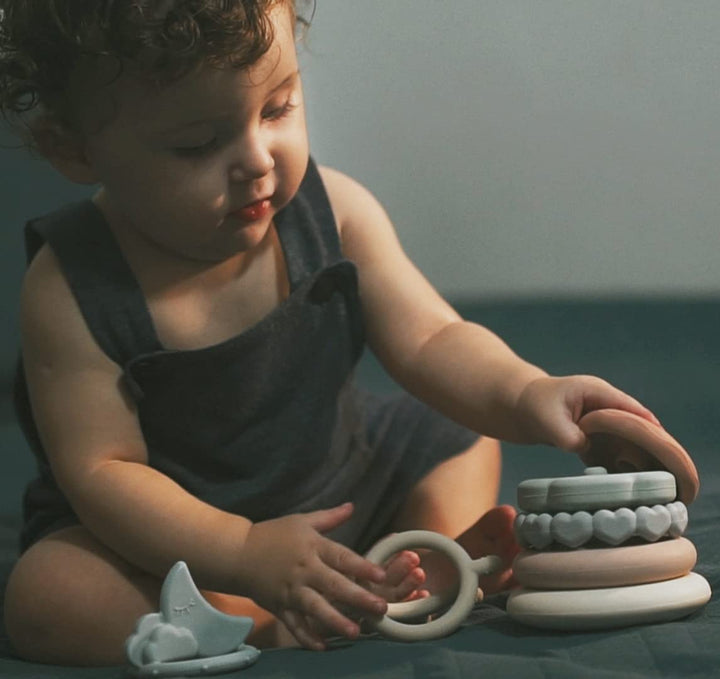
368,549,428,603
415,506,519,599
455,504,520,594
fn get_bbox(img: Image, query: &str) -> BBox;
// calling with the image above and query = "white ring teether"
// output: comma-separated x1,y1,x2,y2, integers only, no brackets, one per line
507,572,711,631
364,530,502,641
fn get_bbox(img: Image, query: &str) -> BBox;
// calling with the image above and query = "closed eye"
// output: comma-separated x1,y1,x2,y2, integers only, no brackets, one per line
172,137,219,157
262,98,299,122
169,96,299,158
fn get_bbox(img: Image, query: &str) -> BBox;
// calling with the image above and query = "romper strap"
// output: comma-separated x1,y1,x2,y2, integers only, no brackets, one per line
25,200,162,366
275,157,344,288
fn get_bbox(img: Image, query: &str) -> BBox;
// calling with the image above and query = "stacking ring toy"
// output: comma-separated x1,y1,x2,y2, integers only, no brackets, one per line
514,501,688,549
507,411,710,632
517,466,676,513
577,409,699,504
513,537,697,589
364,530,502,641
507,572,711,630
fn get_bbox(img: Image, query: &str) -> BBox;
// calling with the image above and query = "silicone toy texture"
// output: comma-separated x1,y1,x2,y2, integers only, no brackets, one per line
355,410,709,639
126,562,260,677
577,409,699,503
508,410,710,630
506,573,711,631
516,466,676,512
363,531,502,642
514,500,688,549
512,537,697,589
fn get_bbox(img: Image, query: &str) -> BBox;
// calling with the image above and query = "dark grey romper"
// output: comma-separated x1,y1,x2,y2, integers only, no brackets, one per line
14,158,478,554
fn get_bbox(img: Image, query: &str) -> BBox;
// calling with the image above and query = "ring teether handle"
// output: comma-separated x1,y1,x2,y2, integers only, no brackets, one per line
387,553,501,622
364,530,492,642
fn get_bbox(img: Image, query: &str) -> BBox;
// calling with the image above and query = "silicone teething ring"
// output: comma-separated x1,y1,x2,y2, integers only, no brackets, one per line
364,530,500,642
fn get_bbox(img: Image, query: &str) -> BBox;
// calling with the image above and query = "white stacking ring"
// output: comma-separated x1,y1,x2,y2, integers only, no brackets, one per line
507,572,711,630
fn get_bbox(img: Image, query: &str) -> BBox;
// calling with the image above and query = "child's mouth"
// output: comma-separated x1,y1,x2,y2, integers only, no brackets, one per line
230,198,271,223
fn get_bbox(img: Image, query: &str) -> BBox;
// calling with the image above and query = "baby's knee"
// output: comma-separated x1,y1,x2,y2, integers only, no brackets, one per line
3,556,69,663
3,529,157,665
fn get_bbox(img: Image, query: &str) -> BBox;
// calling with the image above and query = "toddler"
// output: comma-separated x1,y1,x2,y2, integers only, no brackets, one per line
0,0,659,666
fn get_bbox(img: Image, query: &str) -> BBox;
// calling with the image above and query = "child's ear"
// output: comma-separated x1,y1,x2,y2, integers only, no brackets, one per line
31,115,98,185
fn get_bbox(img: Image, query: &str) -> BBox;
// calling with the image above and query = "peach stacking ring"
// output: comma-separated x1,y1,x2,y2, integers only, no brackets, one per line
513,537,697,589
577,409,699,504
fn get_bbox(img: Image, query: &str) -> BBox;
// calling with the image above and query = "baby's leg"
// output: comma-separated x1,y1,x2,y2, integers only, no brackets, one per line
3,525,283,665
388,437,518,594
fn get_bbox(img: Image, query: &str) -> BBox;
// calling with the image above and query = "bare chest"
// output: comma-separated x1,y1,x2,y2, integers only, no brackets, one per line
142,236,289,352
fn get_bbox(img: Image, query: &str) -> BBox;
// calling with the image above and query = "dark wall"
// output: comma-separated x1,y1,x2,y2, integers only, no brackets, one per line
0,130,92,386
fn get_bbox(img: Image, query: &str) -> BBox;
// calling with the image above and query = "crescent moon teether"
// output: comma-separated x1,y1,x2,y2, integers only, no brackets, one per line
126,562,260,677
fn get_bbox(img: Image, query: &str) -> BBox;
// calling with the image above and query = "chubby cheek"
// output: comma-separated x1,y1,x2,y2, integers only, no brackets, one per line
105,155,229,223
274,142,310,208
156,164,228,215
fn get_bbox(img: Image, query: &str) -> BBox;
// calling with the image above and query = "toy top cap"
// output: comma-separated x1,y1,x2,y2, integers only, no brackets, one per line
577,409,699,504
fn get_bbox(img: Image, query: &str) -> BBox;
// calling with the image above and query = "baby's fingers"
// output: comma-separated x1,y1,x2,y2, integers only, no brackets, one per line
295,588,363,643
321,540,386,585
281,609,325,651
319,565,388,618
375,551,426,602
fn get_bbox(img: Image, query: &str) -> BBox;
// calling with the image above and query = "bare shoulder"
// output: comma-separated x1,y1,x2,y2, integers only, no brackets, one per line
317,164,359,228
20,244,101,367
318,166,390,225
317,165,397,256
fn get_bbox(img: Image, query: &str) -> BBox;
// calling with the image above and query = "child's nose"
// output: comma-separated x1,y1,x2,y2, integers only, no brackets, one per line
228,134,274,182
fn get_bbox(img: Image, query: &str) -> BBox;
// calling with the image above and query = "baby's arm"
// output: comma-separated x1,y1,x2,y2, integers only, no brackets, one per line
19,245,387,649
322,167,657,451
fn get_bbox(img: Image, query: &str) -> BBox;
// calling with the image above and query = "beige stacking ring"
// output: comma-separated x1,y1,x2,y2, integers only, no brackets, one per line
513,537,697,589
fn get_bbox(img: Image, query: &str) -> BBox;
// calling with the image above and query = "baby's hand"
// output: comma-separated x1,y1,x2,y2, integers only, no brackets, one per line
309,549,429,638
235,502,388,650
516,375,660,453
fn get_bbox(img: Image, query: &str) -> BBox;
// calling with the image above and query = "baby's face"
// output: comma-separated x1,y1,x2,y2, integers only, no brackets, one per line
81,3,308,263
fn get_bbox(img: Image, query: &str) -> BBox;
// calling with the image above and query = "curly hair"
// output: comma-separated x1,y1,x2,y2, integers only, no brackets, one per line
0,0,313,146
